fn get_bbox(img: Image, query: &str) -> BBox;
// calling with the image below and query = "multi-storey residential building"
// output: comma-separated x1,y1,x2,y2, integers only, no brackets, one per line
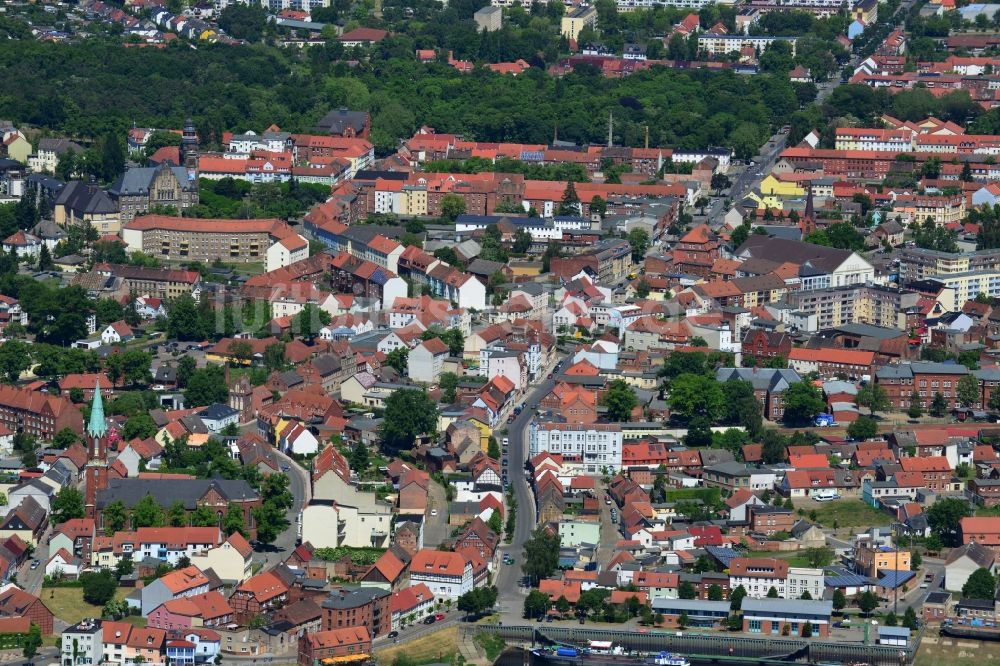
230,569,291,624
319,588,390,638
297,627,371,666
787,348,875,379
898,456,953,492
734,236,874,291
109,163,199,224
894,194,966,227
407,549,477,601
934,270,1000,310
741,330,792,365
561,5,597,40
529,422,623,475
961,516,1000,552
834,128,914,152
697,34,797,56
703,462,777,495
875,362,970,411
93,263,202,301
550,239,632,283
121,215,306,266
0,385,83,441
855,541,911,577
62,619,103,666
747,505,794,536
898,247,1000,282
671,224,721,278
789,284,919,331
715,367,803,421
728,558,790,598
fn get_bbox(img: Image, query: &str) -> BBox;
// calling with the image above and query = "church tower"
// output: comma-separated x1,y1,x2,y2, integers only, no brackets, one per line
84,379,109,520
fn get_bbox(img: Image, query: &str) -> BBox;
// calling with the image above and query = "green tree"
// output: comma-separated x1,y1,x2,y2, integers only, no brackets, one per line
911,551,922,570
349,442,370,473
957,373,981,408
184,365,229,407
22,623,41,660
81,570,117,605
708,584,724,601
524,590,550,619
51,486,85,523
963,567,997,600
804,546,834,568
512,228,532,254
379,389,438,454
439,371,459,404
487,437,501,460
0,339,31,383
903,606,919,630
729,585,748,611
522,527,560,585
856,384,890,415
832,589,846,611
669,373,725,423
678,581,697,599
930,392,948,417
766,587,779,598
781,381,825,426
385,347,408,375
601,379,637,421
927,497,973,547
847,415,878,441
761,429,786,464
440,194,466,221
626,228,650,263
558,181,581,216
52,427,79,449
223,503,247,537
103,500,129,535
723,380,763,438
857,590,878,616
122,413,157,441
907,391,923,418
263,342,286,372
176,355,197,388
167,295,207,341
131,494,165,528
168,500,188,527
291,304,331,339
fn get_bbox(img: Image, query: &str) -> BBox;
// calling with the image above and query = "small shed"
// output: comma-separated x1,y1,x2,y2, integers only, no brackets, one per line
877,626,910,647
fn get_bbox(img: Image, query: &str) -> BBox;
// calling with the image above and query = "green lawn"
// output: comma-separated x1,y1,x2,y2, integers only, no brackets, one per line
796,498,888,529
43,587,131,629
747,551,812,567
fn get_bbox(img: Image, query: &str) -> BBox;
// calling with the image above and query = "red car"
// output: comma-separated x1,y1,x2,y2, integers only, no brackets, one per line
435,613,445,621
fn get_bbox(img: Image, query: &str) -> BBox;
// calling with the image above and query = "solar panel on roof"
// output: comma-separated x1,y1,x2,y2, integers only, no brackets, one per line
521,151,544,162
878,570,915,588
825,574,870,587
705,546,739,566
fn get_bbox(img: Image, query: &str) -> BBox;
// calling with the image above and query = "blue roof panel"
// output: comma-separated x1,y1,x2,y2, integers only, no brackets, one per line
878,570,916,588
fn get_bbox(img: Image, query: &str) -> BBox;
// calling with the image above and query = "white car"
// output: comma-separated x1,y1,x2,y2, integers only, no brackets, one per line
430,509,438,516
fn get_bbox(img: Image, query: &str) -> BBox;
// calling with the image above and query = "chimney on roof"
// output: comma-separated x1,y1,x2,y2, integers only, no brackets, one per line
339,108,348,115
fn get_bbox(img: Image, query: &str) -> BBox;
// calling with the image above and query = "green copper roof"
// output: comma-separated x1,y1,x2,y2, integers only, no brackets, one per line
87,378,107,439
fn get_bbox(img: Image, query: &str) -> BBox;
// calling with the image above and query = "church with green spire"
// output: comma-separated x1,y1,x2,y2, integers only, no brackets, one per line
85,378,109,518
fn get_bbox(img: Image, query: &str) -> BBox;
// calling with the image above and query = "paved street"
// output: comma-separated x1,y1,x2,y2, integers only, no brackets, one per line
257,447,310,570
495,356,564,623
423,478,449,548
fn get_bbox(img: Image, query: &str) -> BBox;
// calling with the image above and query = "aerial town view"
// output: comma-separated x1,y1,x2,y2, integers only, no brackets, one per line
2,0,1000,665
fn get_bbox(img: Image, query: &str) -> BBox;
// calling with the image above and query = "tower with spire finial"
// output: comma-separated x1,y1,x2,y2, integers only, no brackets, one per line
84,379,109,519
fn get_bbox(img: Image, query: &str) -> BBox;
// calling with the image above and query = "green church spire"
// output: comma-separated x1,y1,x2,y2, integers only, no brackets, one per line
87,379,107,439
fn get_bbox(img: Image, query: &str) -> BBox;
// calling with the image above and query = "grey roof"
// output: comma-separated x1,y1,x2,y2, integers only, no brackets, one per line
831,322,906,340
877,362,969,380
742,598,834,616
54,180,118,216
704,461,755,477
945,542,996,568
716,367,802,393
320,587,389,609
466,258,505,277
316,108,369,135
197,403,240,421
96,478,259,510
38,138,83,155
878,626,911,638
925,591,951,604
109,163,195,197
650,598,730,614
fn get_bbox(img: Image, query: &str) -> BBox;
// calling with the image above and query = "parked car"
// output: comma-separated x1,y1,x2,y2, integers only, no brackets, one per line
424,616,436,625
388,631,399,639
435,613,445,621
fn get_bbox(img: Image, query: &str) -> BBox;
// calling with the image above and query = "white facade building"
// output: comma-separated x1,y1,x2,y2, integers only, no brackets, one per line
529,422,623,475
